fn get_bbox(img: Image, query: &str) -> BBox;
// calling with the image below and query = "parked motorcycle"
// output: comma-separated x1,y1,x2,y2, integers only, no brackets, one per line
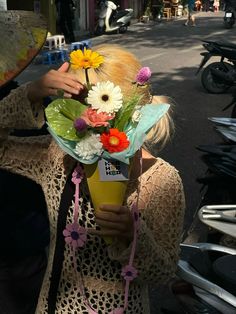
224,8,235,28
160,93,236,314
95,0,133,35
196,40,236,94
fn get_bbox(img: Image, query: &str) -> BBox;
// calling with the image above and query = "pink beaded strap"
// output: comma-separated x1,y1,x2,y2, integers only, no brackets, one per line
63,155,142,314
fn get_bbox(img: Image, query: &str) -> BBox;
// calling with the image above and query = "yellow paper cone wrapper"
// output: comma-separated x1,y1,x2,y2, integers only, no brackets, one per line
84,162,128,245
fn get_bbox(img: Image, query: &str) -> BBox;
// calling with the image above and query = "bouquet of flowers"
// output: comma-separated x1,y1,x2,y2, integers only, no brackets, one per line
45,48,169,242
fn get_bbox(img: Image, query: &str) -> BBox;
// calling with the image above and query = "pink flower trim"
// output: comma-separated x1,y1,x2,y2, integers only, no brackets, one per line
63,222,87,249
71,164,84,185
121,265,138,282
80,108,114,128
136,67,151,85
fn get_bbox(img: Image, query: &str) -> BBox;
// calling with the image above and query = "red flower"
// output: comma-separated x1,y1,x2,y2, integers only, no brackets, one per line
100,128,130,153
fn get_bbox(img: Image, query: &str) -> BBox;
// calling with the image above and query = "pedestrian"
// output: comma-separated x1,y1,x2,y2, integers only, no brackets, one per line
0,10,84,314
202,0,210,11
0,40,186,313
213,0,220,10
195,0,202,11
184,0,197,25
55,0,76,43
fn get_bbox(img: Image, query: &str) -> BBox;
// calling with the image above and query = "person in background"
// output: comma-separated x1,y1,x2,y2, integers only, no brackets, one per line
213,0,220,10
55,0,76,44
184,0,197,26
202,0,210,11
195,0,202,11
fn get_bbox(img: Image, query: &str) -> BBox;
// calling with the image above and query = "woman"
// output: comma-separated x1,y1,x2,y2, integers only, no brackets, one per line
184,0,197,26
0,44,185,314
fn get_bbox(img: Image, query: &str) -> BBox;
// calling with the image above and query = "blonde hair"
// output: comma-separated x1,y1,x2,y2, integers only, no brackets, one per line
69,44,174,150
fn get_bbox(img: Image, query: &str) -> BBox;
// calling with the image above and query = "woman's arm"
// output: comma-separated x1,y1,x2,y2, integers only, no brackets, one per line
27,62,83,103
0,135,53,185
0,62,83,132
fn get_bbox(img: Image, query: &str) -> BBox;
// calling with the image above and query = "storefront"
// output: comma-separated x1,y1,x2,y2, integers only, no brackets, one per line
6,0,57,34
5,0,144,40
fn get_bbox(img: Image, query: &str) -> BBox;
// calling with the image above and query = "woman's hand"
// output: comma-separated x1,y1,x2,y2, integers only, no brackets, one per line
27,62,84,103
89,204,134,242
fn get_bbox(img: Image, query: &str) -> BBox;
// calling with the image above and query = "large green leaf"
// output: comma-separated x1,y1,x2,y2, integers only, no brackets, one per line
45,98,87,141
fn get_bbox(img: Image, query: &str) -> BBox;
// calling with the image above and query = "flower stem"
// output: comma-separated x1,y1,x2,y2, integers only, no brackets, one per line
85,68,91,90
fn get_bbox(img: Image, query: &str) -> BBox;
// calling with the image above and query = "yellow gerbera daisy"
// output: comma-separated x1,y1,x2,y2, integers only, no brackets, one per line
70,48,104,69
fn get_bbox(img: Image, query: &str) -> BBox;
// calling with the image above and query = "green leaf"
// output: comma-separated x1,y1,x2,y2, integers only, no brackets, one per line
45,98,87,141
114,94,142,131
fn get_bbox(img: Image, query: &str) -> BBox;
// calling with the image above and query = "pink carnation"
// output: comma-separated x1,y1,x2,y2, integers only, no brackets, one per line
81,108,114,128
136,67,152,85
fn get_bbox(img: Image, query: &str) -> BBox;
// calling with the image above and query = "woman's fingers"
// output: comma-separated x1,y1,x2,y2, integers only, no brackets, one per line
88,228,129,237
57,62,70,72
99,204,128,213
93,205,133,240
45,69,83,94
95,210,129,223
95,218,128,232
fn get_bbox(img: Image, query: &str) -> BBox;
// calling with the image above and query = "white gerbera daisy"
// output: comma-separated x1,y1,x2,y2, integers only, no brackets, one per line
75,133,103,160
87,81,123,114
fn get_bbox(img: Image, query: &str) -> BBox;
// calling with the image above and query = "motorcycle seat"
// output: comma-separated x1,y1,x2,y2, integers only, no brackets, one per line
217,41,236,50
114,9,132,20
213,255,236,296
203,40,236,51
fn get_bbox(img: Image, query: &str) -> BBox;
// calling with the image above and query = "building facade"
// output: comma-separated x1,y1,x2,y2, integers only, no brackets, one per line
5,0,145,39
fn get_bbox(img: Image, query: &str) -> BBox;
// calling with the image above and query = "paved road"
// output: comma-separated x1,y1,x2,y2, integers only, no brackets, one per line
16,11,236,313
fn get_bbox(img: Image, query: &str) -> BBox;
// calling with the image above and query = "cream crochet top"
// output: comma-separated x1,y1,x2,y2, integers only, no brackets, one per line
0,85,185,314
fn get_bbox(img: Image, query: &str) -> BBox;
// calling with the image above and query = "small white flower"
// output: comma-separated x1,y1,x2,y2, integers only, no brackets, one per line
87,81,123,114
75,133,103,160
132,106,142,123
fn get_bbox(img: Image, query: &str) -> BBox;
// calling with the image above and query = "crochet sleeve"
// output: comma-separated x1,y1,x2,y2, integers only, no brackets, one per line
0,135,53,186
108,161,185,285
0,83,44,132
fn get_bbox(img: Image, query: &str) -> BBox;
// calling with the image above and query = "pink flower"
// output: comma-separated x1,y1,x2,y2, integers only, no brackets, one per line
121,265,138,282
71,164,84,184
63,222,87,249
136,67,151,85
80,108,114,128
74,118,87,132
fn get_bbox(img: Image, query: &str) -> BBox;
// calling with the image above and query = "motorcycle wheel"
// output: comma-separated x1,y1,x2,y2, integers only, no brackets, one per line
201,62,233,94
119,25,128,33
224,20,234,28
94,25,104,36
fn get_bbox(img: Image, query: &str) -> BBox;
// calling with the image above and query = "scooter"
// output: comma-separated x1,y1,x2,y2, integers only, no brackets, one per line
95,0,133,35
196,40,236,94
223,0,236,28
168,95,236,313
224,8,235,28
